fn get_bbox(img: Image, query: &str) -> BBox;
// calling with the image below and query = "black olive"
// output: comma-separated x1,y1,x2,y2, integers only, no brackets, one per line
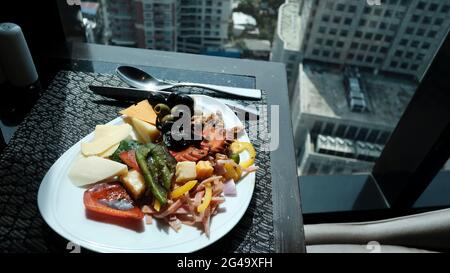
166,92,182,108
147,92,166,107
156,118,162,131
177,94,195,114
161,120,175,133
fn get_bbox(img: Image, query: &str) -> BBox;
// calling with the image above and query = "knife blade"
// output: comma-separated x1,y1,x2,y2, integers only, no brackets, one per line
89,85,259,116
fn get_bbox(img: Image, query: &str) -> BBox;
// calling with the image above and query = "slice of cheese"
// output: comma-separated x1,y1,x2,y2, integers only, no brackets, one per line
119,100,157,125
81,124,132,156
93,125,124,157
68,156,128,186
131,117,160,144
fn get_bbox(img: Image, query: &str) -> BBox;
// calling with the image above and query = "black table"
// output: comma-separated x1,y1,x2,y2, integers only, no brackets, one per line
0,43,305,253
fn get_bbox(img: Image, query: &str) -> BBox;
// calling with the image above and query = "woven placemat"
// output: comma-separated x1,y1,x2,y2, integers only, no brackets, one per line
0,70,274,253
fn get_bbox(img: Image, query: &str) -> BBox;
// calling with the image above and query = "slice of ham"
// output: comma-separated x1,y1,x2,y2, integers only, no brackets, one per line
153,199,182,219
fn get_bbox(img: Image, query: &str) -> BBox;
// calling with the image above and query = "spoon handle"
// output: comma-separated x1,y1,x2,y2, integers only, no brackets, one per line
171,82,262,100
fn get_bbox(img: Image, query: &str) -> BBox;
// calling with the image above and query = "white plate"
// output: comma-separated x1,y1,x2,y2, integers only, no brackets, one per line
37,95,255,253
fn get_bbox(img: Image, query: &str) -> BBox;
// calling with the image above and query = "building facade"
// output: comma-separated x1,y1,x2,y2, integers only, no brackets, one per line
272,0,450,96
293,62,417,175
102,0,232,53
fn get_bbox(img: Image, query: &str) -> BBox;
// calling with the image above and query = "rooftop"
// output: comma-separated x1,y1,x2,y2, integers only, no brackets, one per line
277,0,301,51
241,39,271,52
299,62,418,128
232,12,257,27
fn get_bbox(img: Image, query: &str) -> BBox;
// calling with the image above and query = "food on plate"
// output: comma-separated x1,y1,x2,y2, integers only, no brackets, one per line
68,156,128,186
119,100,157,125
81,124,132,156
68,92,257,236
84,182,144,220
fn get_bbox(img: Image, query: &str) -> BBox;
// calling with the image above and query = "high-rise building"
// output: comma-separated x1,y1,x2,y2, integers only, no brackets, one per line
271,0,450,94
178,0,232,53
293,62,417,175
270,0,302,97
101,0,232,53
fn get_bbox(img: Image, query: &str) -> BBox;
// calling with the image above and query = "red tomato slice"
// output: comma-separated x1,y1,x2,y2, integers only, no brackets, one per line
119,150,141,172
83,182,143,220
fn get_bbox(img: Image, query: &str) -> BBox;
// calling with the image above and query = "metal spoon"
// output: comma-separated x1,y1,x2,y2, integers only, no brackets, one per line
116,66,262,100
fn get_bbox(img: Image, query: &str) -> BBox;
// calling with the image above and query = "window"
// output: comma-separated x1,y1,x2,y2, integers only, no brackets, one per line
375,57,383,64
411,15,420,23
359,19,367,26
434,18,444,26
380,47,389,53
369,21,377,28
351,42,358,49
406,27,414,34
364,33,373,40
400,39,408,46
333,16,341,24
374,34,383,41
411,41,420,48
347,53,355,60
367,130,380,142
390,61,398,68
318,26,327,34
336,125,347,137
326,40,334,46
405,52,414,58
322,15,330,22
336,3,345,12
422,42,431,50
344,18,352,25
416,28,425,36
322,50,330,57
370,45,378,52
374,9,382,16
316,38,323,45
357,54,364,61
325,2,334,10
324,123,334,135
356,128,368,141
417,1,426,10
442,5,450,13
428,3,438,12
340,30,348,37
360,44,368,51
385,10,393,17
348,5,357,13
337,41,344,48
428,31,437,38
422,16,432,24
333,52,341,59
355,31,363,38
346,126,358,139
366,56,374,63
329,28,338,35
379,22,387,30
410,64,419,71
395,50,403,57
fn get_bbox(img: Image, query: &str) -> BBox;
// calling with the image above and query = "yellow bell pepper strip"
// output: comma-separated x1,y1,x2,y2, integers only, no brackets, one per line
153,199,161,212
197,183,212,213
224,162,240,181
230,141,256,169
171,180,198,199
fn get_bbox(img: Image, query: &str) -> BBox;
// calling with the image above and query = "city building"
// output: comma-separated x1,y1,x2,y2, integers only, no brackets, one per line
272,0,450,96
270,0,302,97
177,0,233,53
293,62,417,175
232,12,259,36
101,0,232,53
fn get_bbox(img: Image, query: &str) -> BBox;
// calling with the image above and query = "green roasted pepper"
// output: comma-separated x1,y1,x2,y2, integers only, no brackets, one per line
111,139,140,162
136,145,168,205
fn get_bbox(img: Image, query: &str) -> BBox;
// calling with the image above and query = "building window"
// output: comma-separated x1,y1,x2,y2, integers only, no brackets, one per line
336,3,345,12
395,50,403,57
336,125,347,137
399,39,408,46
351,42,358,49
364,33,373,40
375,57,383,64
442,5,450,13
336,41,344,48
322,15,330,22
406,27,414,34
417,1,426,10
400,62,409,69
360,44,368,51
367,130,380,142
363,7,371,14
428,31,437,38
405,52,414,58
340,30,348,37
359,19,367,26
390,61,398,68
333,16,341,24
416,53,425,62
356,128,368,141
370,45,378,52
434,18,444,26
411,64,419,71
312,121,323,135
326,40,334,46
422,16,432,24
324,123,334,135
379,22,387,30
308,163,318,175
316,38,323,45
357,54,364,61
380,47,389,53
355,31,363,38
428,3,438,12
389,24,399,32
411,14,420,23
374,9,382,16
385,36,393,43
374,34,383,41
322,50,330,57
344,18,352,25
325,2,334,10
312,49,320,56
378,131,390,144
318,26,327,34
346,126,358,139
329,28,338,35
348,5,357,13
411,40,420,48
422,42,431,49
366,56,374,63
416,28,425,36
369,21,378,28
333,52,341,59
347,53,355,60
385,10,393,17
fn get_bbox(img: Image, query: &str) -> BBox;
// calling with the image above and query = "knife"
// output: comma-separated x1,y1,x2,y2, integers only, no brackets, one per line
89,85,259,116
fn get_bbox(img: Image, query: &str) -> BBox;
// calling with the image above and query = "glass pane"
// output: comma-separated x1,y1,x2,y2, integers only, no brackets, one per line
70,0,286,61
284,0,450,176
